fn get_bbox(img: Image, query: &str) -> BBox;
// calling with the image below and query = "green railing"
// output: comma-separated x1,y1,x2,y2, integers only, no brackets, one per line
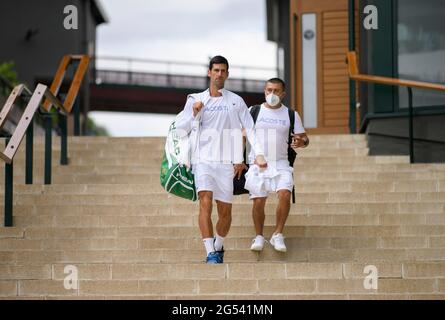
0,55,90,226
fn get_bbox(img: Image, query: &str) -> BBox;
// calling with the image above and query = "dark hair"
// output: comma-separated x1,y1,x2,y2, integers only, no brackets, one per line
209,55,229,70
266,77,286,91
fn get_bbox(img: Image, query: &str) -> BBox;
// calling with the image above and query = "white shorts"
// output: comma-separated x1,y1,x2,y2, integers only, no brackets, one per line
249,166,294,199
193,163,234,203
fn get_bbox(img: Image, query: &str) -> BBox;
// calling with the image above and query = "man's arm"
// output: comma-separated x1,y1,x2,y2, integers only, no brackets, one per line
237,101,267,167
175,96,201,138
291,110,309,149
234,129,248,180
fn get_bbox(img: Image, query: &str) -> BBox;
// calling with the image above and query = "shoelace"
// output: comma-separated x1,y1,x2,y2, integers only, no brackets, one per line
252,238,269,244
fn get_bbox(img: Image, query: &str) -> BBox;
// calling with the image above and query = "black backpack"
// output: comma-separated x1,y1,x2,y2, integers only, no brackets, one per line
233,105,297,203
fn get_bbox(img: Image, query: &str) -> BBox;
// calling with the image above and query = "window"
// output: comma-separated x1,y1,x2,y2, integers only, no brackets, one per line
397,0,445,108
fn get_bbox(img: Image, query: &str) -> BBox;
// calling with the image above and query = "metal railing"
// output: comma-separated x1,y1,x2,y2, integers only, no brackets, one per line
94,56,276,93
0,55,90,226
346,51,445,163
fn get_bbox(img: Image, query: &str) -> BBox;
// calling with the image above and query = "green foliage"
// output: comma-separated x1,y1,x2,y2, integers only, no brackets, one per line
86,117,110,136
0,61,18,96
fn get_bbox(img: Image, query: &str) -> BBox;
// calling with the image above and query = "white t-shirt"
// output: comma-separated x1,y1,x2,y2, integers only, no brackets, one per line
247,103,305,169
175,89,264,164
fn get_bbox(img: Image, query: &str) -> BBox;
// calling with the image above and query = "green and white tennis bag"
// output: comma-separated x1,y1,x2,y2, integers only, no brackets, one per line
160,112,198,201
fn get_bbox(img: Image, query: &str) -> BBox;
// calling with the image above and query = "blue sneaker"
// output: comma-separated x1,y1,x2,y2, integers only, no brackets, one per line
206,252,220,264
215,247,224,263
213,238,225,263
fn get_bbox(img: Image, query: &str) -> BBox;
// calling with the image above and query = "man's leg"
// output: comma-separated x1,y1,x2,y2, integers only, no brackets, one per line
274,189,291,234
250,197,267,251
199,191,214,238
252,197,267,236
269,189,291,252
198,191,216,257
214,200,232,251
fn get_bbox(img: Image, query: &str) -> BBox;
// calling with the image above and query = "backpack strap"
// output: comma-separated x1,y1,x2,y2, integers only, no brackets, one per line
288,108,295,149
287,108,297,204
242,104,262,163
250,104,261,123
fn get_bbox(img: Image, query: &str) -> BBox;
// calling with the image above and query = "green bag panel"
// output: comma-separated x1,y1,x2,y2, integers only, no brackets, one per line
160,155,197,201
160,119,197,202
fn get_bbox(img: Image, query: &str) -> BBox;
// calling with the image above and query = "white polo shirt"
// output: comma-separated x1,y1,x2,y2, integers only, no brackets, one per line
248,103,305,169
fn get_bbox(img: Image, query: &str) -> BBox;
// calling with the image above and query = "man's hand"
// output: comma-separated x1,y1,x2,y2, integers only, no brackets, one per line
234,163,248,180
291,134,309,150
192,101,204,117
254,154,268,171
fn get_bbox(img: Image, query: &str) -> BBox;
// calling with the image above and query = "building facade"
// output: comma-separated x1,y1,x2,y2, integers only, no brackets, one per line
267,0,445,161
0,0,107,135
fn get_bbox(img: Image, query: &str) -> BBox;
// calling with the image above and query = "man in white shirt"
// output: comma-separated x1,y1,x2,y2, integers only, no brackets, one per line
175,56,267,264
247,78,309,252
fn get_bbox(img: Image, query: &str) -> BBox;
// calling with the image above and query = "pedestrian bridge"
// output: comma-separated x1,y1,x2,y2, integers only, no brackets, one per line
90,56,275,114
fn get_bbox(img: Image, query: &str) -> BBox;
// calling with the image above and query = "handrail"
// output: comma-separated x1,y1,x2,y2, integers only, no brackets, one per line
0,84,32,132
346,51,445,163
43,55,90,112
347,52,445,92
0,84,65,163
0,54,90,226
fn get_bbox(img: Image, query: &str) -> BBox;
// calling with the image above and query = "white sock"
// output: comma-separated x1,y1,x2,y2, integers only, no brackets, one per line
203,238,215,255
214,234,225,251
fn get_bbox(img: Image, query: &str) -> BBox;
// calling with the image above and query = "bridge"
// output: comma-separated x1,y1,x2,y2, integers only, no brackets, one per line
90,56,276,114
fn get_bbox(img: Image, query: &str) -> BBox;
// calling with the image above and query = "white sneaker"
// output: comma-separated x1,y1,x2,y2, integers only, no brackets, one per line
270,233,287,252
250,235,265,251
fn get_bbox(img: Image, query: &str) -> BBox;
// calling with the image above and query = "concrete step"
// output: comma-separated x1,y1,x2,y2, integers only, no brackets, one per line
12,148,371,159
3,202,445,219
0,262,444,281
4,174,445,185
3,163,445,177
7,155,410,167
1,248,445,264
1,236,444,251
3,134,366,145
2,277,440,297
13,140,370,152
3,170,445,181
3,172,445,186
8,213,445,228
2,225,443,240
5,192,444,206
1,181,444,194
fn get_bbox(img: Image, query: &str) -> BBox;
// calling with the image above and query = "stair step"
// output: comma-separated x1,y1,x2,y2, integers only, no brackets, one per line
5,193,444,206
8,214,445,228
2,225,442,240
2,181,444,194
1,248,445,264
1,236,443,251
7,156,411,166
4,203,444,219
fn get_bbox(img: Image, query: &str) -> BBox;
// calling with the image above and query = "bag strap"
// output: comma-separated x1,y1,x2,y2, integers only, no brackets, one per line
250,104,261,122
287,108,296,204
242,105,262,164
288,108,295,147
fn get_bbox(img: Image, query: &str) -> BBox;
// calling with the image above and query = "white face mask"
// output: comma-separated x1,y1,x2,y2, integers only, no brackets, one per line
266,93,281,107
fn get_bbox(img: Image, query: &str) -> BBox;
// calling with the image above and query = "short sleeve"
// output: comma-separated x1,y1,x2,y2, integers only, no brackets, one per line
293,111,306,134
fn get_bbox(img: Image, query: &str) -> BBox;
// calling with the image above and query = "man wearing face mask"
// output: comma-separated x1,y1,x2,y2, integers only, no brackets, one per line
246,78,309,252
